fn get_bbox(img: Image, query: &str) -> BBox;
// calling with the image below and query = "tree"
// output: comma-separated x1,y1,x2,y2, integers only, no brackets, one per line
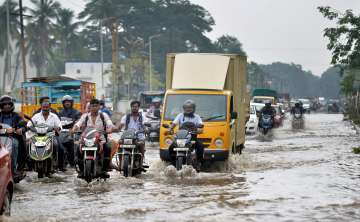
214,35,246,55
318,6,360,67
26,0,61,76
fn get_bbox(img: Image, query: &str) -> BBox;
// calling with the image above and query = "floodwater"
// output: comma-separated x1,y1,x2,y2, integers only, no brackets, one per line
4,114,360,222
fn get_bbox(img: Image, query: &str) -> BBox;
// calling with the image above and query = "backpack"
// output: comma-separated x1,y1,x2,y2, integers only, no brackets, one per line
125,112,143,130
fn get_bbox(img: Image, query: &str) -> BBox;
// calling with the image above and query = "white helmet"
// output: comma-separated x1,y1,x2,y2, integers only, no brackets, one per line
61,95,73,103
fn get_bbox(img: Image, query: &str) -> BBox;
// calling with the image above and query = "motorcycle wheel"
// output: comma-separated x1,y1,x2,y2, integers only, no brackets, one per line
85,160,93,183
263,128,268,135
0,189,11,216
176,156,183,171
37,162,44,179
123,155,129,177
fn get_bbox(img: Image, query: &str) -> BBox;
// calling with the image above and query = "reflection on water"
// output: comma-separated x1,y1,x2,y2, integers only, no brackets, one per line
6,114,360,222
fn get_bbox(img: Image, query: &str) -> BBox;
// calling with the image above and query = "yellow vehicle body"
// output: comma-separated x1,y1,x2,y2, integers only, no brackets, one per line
160,53,247,161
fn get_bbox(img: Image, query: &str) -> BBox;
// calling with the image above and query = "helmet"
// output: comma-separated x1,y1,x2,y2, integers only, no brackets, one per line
183,99,196,115
61,95,73,103
0,95,15,112
152,97,161,103
264,100,272,107
295,102,300,107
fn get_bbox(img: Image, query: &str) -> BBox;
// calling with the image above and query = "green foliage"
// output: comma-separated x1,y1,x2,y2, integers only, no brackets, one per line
214,35,246,55
353,147,360,154
318,6,360,67
340,72,355,96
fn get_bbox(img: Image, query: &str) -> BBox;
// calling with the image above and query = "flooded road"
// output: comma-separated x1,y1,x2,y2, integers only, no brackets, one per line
5,114,360,222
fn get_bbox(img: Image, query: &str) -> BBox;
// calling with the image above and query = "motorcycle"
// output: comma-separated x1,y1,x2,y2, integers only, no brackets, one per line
59,117,75,166
116,129,144,177
78,127,106,183
163,122,203,171
28,123,56,178
259,114,273,135
145,119,160,143
292,112,304,129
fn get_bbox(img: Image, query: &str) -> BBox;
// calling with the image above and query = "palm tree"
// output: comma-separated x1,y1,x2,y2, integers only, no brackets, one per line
54,8,80,59
0,0,19,93
26,0,60,77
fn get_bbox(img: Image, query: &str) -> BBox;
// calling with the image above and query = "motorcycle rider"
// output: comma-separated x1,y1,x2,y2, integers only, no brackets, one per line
168,100,204,171
117,101,148,159
291,102,305,116
33,96,59,116
258,101,276,128
27,101,64,173
0,95,26,177
100,99,112,117
58,95,81,167
72,99,114,178
148,97,162,118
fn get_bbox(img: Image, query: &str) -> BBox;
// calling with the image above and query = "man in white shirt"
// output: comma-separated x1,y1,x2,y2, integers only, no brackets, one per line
117,100,148,158
72,99,114,178
27,101,65,172
169,100,204,171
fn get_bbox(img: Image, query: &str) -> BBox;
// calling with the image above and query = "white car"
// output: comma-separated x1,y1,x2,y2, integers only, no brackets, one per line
246,104,259,134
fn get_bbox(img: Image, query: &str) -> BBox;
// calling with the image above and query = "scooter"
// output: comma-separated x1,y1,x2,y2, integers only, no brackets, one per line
292,112,305,129
259,114,273,135
116,129,144,177
28,123,56,178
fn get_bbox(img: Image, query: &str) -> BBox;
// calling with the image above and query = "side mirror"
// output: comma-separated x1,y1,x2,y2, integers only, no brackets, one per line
231,112,238,120
162,123,170,128
144,123,151,127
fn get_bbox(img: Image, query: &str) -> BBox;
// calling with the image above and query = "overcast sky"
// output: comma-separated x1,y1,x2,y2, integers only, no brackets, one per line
2,0,359,75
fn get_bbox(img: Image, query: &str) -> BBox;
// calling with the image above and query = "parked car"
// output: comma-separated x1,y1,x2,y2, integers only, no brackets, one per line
246,104,259,134
0,144,13,216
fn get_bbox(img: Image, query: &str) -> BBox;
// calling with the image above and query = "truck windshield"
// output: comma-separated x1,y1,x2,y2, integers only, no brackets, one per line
164,94,227,122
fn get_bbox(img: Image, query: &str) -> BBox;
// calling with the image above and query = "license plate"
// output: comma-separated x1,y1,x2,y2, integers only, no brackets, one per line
121,144,136,148
174,147,189,152
82,147,97,151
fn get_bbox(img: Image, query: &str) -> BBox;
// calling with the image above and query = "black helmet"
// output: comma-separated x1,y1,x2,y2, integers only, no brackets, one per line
0,95,15,112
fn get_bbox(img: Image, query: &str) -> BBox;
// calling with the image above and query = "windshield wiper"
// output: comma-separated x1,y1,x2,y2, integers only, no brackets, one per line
203,114,225,121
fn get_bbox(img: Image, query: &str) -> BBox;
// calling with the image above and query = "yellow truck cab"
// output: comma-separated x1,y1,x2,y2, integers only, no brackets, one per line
160,53,248,161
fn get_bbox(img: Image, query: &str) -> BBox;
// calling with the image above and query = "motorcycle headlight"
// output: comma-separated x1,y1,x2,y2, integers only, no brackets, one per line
215,139,224,148
84,138,95,147
176,139,187,148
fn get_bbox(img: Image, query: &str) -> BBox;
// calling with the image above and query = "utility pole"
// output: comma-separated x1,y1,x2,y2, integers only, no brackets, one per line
111,20,119,110
19,0,27,82
3,0,11,94
100,19,104,89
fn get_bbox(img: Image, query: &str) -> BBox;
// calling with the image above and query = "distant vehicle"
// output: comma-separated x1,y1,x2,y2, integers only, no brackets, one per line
0,143,13,216
298,99,311,113
273,104,285,127
252,88,278,105
138,91,164,112
246,104,258,134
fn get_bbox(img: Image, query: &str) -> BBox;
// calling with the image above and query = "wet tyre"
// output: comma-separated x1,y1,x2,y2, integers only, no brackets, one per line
176,156,183,171
123,155,130,177
37,162,44,179
0,189,11,216
85,160,93,183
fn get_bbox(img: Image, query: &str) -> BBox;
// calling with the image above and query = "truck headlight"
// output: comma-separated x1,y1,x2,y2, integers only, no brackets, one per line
215,139,223,148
